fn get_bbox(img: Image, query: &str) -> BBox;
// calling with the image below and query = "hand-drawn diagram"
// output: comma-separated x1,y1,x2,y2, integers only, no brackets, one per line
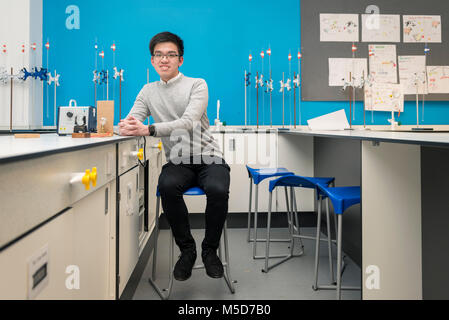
320,14,359,42
427,66,449,93
362,14,400,42
403,15,442,43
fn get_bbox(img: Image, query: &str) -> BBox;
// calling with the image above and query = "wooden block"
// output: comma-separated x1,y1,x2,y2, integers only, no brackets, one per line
91,132,114,138
14,133,41,139
97,100,114,134
72,133,91,138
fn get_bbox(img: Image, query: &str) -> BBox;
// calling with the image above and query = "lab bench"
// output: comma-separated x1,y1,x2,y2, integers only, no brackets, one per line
0,134,163,299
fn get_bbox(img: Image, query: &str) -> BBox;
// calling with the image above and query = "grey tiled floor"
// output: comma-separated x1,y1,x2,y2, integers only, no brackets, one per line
132,227,361,300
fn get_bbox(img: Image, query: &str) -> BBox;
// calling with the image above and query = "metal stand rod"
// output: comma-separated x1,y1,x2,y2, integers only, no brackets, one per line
294,71,297,129
10,67,13,132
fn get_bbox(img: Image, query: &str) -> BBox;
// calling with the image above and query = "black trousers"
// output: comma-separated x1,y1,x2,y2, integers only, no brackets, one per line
158,157,230,252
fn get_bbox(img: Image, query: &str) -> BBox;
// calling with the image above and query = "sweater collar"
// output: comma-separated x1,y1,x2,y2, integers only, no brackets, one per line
159,72,183,85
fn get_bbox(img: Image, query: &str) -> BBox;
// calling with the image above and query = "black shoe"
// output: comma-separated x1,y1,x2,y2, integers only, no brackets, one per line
202,249,224,279
173,249,197,281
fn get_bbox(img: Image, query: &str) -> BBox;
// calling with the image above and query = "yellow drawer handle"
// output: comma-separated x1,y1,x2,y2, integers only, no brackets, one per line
151,141,162,151
90,167,97,187
137,148,144,161
82,169,91,190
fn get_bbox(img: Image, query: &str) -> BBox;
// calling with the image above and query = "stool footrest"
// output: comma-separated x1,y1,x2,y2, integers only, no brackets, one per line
248,238,292,243
253,253,303,259
313,284,360,291
148,278,170,300
261,253,304,273
292,234,337,244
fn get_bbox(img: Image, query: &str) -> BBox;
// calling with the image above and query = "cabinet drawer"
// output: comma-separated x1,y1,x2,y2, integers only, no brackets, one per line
118,139,139,175
0,144,116,250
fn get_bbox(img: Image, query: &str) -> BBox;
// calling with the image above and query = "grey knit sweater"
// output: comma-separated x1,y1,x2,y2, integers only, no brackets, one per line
128,72,222,162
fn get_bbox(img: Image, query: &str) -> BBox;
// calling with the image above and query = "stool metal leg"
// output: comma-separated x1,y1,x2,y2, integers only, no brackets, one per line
247,177,253,242
325,197,335,284
151,196,160,280
312,209,360,298
252,184,259,258
222,219,236,293
263,192,273,272
336,214,342,300
312,195,323,290
262,188,304,273
148,195,171,300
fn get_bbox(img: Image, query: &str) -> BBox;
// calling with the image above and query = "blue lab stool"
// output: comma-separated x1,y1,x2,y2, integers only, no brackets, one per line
262,175,336,275
313,184,361,300
148,186,235,300
246,165,294,259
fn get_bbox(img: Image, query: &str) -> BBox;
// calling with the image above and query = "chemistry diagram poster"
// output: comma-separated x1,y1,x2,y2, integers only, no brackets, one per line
328,58,367,87
320,14,359,42
364,83,404,112
403,15,442,43
398,55,428,95
362,14,400,42
427,66,449,93
368,44,398,83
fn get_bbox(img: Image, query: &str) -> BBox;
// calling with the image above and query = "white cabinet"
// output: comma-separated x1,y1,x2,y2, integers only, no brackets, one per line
118,166,139,296
71,182,116,300
0,182,116,300
0,208,75,299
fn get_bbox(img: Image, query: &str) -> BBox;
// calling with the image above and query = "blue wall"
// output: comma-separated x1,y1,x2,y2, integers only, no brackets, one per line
43,0,449,127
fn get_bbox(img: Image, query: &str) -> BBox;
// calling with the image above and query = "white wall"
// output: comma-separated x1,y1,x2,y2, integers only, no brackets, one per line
0,0,43,130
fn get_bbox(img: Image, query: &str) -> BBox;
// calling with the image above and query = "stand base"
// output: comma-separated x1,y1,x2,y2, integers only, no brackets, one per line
344,128,355,131
411,127,434,131
278,128,290,131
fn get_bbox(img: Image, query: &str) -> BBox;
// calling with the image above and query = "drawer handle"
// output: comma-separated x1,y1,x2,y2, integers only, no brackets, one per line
151,141,162,151
70,168,97,190
130,148,144,161
90,167,97,187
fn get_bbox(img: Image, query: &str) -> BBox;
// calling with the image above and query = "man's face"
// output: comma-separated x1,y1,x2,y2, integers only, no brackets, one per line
151,42,184,81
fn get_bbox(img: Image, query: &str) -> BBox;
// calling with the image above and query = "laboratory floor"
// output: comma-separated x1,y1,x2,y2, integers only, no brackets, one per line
131,227,362,300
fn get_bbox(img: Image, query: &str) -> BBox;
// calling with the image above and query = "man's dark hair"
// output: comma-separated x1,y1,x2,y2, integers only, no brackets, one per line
149,32,184,57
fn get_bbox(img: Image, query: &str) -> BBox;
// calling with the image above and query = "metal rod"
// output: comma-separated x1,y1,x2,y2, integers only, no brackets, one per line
119,73,122,120
349,72,352,129
54,70,57,127
244,70,247,127
10,67,13,132
282,72,285,128
294,71,296,129
256,71,259,129
270,69,272,128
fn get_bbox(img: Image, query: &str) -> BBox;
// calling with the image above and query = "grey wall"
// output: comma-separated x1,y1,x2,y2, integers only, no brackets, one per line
314,137,362,267
301,0,449,101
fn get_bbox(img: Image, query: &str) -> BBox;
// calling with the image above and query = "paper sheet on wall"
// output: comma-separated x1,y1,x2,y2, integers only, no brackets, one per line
398,56,428,95
403,15,442,43
320,14,359,42
329,58,368,87
364,83,404,112
362,14,400,42
368,44,397,83
427,66,449,93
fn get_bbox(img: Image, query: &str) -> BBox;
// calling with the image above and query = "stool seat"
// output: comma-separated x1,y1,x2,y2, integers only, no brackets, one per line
269,175,335,192
316,185,360,214
246,165,293,185
156,186,205,197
